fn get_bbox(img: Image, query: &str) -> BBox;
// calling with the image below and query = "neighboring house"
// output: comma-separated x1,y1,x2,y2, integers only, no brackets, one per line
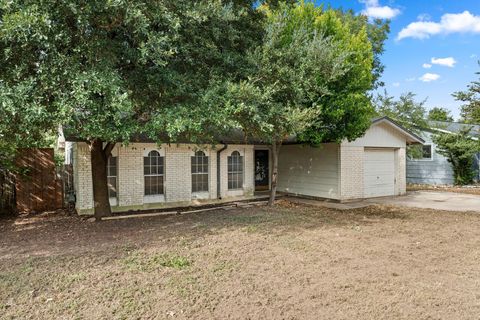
407,121,480,185
65,117,423,214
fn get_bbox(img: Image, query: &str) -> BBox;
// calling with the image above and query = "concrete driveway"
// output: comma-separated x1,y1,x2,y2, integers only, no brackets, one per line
366,191,480,212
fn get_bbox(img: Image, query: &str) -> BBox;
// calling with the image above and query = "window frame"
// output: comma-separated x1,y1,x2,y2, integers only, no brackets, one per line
227,151,244,190
144,150,165,196
411,144,433,161
191,150,209,193
107,156,118,199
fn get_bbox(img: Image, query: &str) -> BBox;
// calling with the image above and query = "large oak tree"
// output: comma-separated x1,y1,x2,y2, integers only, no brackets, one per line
0,0,262,219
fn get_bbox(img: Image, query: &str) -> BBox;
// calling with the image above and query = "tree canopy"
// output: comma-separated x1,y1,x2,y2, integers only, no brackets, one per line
374,91,428,133
0,0,262,218
428,107,454,122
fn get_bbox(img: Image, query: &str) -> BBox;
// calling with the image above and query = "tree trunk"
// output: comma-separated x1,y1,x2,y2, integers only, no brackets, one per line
89,139,115,221
268,141,281,206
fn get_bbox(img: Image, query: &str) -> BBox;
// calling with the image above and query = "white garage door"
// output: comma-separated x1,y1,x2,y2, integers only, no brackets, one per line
364,148,395,198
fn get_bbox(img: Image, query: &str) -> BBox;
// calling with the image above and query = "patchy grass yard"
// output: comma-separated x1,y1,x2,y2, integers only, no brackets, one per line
1,201,480,319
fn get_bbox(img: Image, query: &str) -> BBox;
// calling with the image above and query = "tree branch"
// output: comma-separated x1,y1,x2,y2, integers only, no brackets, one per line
103,142,116,158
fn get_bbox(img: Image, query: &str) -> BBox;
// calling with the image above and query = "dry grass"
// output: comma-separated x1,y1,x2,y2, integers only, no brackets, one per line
407,183,480,195
1,201,480,319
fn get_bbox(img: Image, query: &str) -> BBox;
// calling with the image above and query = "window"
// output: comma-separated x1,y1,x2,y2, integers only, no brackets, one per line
228,151,243,190
144,150,164,195
411,145,433,160
192,151,208,193
107,156,117,198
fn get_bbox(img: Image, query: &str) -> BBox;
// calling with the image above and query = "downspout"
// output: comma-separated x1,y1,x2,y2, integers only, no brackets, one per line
217,142,228,199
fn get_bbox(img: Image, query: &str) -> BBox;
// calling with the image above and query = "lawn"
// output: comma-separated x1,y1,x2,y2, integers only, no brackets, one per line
1,201,480,319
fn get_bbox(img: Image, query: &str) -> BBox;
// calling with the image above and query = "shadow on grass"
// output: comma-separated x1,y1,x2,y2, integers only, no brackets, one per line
0,201,410,258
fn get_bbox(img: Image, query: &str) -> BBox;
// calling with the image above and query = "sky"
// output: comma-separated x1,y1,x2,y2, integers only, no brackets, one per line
316,0,480,120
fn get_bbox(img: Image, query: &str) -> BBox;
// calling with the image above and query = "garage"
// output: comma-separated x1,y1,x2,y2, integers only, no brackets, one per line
277,116,424,201
364,148,395,198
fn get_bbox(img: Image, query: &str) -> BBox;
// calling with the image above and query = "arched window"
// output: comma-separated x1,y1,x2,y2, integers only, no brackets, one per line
228,151,243,190
191,151,208,193
144,150,164,195
107,156,117,198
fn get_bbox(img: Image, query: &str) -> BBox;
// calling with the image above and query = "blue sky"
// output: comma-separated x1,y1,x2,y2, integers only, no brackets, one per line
316,0,480,120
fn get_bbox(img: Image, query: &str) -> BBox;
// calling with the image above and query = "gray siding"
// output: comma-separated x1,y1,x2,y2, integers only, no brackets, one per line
406,132,454,185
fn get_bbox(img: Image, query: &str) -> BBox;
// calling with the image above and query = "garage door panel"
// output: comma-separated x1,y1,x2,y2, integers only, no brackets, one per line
364,149,395,198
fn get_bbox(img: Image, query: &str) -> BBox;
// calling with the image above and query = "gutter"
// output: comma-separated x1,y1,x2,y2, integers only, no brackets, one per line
216,143,228,199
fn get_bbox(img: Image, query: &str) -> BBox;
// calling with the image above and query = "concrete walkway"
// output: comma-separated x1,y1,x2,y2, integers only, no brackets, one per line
286,191,480,212
365,191,480,212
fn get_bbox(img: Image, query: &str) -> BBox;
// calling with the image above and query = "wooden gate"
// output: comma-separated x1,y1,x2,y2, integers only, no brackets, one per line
15,148,63,213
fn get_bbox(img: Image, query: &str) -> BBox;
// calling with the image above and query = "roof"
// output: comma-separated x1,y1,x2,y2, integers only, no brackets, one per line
427,120,480,138
371,116,425,144
64,116,425,145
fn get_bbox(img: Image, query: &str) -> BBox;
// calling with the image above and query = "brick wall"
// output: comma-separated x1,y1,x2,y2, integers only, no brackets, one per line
339,146,364,200
395,147,407,195
73,143,255,214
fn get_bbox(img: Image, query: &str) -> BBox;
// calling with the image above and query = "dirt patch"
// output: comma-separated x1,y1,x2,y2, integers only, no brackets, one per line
1,201,480,319
408,183,480,196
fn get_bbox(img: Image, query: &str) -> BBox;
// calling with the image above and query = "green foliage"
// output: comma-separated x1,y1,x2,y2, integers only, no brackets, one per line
221,3,353,144
0,0,262,160
454,68,480,124
428,107,454,122
374,91,428,134
433,130,480,185
229,2,380,146
296,4,380,144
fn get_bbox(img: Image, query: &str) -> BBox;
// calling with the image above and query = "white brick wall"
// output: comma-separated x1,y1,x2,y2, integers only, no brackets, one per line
74,143,94,210
395,147,407,195
73,142,255,214
339,146,364,200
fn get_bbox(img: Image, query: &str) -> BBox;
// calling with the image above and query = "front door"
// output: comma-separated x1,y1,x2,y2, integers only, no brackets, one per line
255,150,269,191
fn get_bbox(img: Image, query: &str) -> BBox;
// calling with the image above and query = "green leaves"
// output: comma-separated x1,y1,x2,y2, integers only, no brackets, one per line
433,130,480,185
454,68,480,124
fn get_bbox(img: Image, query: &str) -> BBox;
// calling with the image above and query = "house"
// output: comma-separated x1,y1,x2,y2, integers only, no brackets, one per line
406,121,480,185
65,117,423,215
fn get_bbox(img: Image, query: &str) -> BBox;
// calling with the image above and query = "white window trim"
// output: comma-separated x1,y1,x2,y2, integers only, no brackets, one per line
191,150,209,194
107,156,118,204
227,151,244,191
143,150,165,197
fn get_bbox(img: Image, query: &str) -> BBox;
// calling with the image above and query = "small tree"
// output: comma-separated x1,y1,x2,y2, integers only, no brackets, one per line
223,2,380,205
433,130,480,185
454,68,480,124
428,107,454,122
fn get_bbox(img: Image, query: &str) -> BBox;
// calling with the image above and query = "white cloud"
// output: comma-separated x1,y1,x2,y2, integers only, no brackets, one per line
422,63,432,69
397,11,480,40
360,0,401,20
417,13,431,21
419,73,440,82
392,82,400,87
431,57,457,67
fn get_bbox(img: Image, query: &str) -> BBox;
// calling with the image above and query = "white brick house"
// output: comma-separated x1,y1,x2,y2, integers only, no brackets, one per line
65,117,423,215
